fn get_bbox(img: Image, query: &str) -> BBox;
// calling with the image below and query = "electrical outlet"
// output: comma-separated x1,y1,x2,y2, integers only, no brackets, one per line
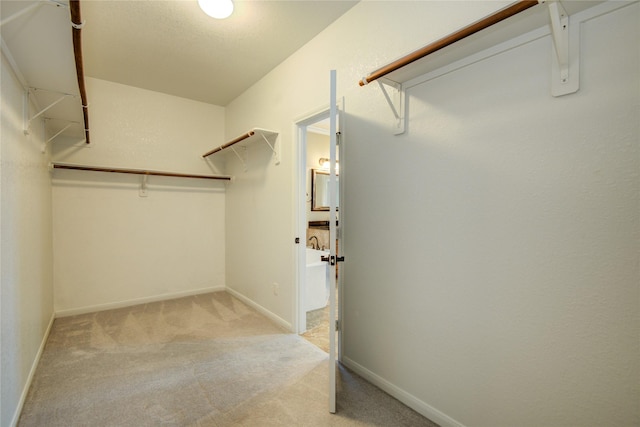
272,282,279,296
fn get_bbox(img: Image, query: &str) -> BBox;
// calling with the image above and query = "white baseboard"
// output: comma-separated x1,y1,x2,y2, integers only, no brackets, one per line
225,287,292,332
341,356,466,427
10,311,55,427
55,285,226,318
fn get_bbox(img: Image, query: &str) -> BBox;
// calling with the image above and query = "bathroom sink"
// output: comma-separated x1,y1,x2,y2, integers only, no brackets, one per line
306,247,329,264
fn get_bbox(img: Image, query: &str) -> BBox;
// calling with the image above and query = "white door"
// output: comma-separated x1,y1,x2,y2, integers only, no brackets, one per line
327,69,338,413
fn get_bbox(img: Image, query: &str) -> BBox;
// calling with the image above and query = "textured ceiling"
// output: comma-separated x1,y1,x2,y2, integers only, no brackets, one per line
81,0,358,106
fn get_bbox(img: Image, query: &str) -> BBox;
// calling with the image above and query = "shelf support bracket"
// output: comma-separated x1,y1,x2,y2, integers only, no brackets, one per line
258,131,280,165
230,146,248,172
546,0,579,96
45,120,81,144
23,88,75,135
42,122,73,153
377,79,405,135
43,118,86,149
139,174,149,198
23,88,30,135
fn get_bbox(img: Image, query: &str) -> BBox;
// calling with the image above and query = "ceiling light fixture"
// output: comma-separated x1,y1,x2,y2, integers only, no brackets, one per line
198,0,234,19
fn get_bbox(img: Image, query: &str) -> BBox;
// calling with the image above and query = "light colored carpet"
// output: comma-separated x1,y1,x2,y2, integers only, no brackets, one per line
18,291,438,426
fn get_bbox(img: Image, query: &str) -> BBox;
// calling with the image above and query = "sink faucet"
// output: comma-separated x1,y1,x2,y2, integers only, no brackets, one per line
308,236,319,250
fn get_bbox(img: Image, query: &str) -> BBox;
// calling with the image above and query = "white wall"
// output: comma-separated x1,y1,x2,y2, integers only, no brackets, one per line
1,54,54,427
225,2,639,426
52,78,227,314
224,0,509,331
344,4,640,426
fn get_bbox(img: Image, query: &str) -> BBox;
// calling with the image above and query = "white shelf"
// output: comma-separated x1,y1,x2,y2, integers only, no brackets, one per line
360,0,608,135
366,1,601,86
202,128,279,168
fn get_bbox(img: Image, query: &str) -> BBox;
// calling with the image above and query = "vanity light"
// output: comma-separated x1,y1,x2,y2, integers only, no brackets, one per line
198,0,234,19
319,158,339,172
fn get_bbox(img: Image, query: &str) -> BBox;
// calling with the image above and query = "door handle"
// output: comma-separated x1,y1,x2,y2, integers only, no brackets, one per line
321,255,345,266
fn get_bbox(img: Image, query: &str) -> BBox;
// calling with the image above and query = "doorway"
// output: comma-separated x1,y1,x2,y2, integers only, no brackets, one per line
295,110,341,357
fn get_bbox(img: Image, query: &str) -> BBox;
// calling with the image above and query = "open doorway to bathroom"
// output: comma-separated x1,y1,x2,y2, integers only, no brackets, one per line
296,111,340,356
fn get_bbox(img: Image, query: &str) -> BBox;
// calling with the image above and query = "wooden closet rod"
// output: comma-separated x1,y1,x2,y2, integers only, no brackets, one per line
359,0,539,86
52,163,232,181
202,131,255,158
69,0,90,144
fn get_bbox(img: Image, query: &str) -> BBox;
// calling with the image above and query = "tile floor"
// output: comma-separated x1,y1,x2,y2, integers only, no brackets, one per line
301,304,331,352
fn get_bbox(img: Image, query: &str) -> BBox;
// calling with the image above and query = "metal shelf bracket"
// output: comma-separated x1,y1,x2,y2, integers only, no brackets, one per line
202,128,279,168
139,175,149,197
41,118,86,152
258,130,280,165
545,0,579,96
230,146,248,172
23,87,77,135
45,119,80,143
378,79,405,135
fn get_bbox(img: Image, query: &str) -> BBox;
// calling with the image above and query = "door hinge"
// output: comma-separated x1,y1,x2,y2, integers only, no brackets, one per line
295,237,300,244
335,319,340,331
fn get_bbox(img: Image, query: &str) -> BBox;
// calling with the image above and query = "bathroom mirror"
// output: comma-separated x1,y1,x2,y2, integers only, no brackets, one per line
311,169,339,211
